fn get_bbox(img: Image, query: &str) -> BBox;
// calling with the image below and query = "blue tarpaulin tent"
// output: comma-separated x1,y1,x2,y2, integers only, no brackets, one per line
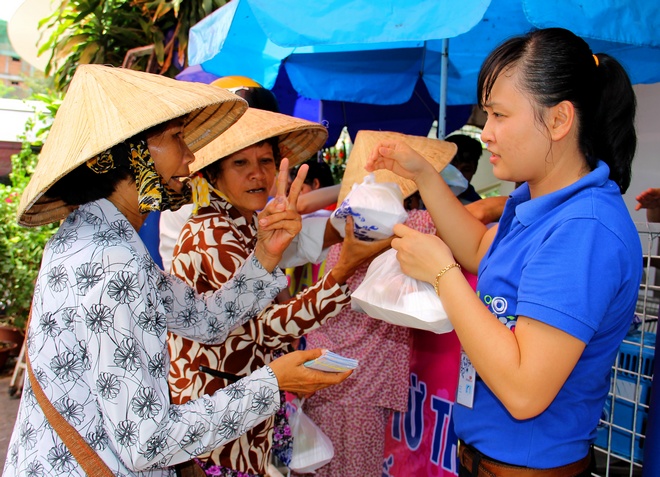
188,0,660,138
176,64,473,146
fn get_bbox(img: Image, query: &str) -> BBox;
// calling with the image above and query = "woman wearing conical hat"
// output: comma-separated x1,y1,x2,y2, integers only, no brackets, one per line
167,108,392,477
4,65,351,477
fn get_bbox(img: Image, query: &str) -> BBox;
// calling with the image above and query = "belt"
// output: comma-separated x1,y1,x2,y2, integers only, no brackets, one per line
458,442,592,477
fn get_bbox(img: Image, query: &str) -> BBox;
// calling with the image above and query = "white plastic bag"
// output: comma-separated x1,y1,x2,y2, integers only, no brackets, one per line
288,398,334,474
330,173,408,241
351,249,454,334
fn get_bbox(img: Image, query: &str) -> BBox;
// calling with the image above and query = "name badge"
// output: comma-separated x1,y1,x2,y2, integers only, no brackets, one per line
456,348,476,408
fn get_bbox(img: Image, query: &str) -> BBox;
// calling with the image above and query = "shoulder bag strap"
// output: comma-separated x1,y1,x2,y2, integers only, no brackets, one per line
25,337,114,477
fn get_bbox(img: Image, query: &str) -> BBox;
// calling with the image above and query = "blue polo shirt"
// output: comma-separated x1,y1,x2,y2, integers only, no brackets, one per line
453,161,642,467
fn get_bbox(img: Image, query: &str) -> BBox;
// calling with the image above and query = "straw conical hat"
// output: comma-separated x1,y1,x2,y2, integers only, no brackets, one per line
191,108,328,173
337,130,458,203
18,64,248,226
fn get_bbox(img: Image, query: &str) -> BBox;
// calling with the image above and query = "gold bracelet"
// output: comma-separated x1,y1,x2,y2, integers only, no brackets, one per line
433,262,461,295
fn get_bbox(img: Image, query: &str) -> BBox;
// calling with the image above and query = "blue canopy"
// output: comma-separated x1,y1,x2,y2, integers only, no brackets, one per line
177,58,474,146
190,0,660,106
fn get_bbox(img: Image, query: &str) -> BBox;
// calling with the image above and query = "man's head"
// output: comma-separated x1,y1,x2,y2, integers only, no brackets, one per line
210,76,280,113
445,134,483,183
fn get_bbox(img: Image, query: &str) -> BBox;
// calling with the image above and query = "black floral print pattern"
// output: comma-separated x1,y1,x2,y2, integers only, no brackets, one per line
97,373,121,399
3,199,285,477
107,271,141,304
75,262,104,294
116,420,139,447
85,304,113,333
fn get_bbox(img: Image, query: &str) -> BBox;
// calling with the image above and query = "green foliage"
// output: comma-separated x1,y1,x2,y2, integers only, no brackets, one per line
0,95,61,326
133,0,228,75
41,0,153,90
19,73,56,99
42,0,228,91
3,0,231,323
0,83,16,99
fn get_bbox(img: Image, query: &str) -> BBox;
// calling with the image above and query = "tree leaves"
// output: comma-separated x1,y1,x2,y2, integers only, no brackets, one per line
43,0,229,92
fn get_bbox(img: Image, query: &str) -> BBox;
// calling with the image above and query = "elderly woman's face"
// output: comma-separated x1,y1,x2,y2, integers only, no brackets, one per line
214,142,277,220
147,119,195,187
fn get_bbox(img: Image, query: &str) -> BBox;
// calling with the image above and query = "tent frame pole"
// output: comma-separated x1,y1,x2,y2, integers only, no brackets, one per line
439,38,449,139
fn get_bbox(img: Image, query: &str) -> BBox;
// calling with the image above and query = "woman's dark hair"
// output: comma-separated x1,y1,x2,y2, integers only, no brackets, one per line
47,121,176,205
47,141,135,205
477,27,636,193
202,137,281,184
446,134,483,178
298,158,335,188
234,87,280,113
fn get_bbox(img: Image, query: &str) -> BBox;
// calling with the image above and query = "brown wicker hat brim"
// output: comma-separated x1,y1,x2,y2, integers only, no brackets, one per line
191,108,328,173
18,64,248,227
337,130,458,204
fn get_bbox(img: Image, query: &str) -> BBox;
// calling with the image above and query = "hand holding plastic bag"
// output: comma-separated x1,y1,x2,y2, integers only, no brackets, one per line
351,248,453,334
288,398,334,474
330,173,407,241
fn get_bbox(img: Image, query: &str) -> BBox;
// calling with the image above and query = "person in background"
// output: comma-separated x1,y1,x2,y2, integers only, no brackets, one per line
296,130,458,477
445,133,485,204
296,158,335,192
286,158,339,297
367,27,641,476
167,108,392,477
635,187,660,223
218,75,281,114
4,65,350,477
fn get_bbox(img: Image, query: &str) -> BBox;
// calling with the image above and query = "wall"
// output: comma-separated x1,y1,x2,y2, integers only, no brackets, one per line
0,98,42,142
0,98,44,181
625,83,660,224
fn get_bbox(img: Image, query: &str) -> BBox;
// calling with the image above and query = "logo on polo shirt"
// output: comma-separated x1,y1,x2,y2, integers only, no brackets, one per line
477,292,516,331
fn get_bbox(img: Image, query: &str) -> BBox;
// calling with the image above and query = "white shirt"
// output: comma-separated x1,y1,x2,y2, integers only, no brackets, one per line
161,204,331,272
159,204,193,273
3,199,285,477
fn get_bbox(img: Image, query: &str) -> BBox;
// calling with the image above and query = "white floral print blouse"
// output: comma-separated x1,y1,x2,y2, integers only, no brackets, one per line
3,199,286,477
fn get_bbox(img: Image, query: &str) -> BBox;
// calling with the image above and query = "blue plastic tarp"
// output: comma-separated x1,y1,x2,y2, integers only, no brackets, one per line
189,0,660,106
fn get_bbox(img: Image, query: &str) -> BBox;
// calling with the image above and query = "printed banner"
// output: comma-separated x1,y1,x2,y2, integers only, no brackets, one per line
383,329,461,476
383,271,476,476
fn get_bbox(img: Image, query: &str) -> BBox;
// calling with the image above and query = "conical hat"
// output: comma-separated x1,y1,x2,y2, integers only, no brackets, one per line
191,108,328,173
18,64,248,226
337,130,458,203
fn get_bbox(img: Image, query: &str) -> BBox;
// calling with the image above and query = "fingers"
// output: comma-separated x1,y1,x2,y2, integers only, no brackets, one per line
343,215,355,238
274,157,290,198
391,224,416,252
259,196,287,221
269,349,353,395
370,235,394,254
258,209,301,230
366,141,396,171
321,369,354,384
293,348,325,363
393,223,413,237
287,163,309,209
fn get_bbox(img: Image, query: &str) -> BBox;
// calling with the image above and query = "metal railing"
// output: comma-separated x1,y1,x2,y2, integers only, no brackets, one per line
593,221,660,476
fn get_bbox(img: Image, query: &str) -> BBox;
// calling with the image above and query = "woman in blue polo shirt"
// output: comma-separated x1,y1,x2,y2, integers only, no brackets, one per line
366,28,641,476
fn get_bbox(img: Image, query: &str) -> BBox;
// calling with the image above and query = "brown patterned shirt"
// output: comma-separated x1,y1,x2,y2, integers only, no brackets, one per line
168,193,350,475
